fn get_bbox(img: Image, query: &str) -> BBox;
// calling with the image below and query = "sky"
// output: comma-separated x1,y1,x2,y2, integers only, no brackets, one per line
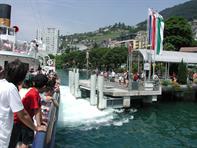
0,0,190,41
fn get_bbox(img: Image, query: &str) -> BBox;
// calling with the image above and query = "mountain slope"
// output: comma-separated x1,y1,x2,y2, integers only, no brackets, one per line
160,0,197,21
61,0,197,49
137,0,197,30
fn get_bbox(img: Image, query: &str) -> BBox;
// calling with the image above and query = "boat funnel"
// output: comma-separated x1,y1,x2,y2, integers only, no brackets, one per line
0,4,11,27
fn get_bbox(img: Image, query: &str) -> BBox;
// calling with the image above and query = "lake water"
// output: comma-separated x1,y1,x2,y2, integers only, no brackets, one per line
55,69,197,148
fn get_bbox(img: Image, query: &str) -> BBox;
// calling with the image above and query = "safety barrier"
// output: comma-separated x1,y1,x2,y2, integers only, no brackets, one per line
32,92,60,148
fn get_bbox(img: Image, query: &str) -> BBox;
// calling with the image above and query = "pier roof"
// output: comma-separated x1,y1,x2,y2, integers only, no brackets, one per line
136,49,197,64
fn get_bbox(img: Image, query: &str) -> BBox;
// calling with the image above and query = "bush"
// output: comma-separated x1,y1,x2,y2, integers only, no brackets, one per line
161,79,171,86
177,59,187,84
194,78,197,84
116,67,125,73
172,81,180,91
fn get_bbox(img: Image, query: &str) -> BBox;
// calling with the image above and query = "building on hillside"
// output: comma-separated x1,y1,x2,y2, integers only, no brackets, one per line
115,33,136,41
36,28,59,54
72,44,88,51
108,39,138,49
180,47,197,53
108,31,147,49
135,31,147,49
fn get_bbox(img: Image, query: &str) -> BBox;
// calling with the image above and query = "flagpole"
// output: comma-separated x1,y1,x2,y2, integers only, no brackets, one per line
150,10,157,81
153,11,156,79
153,46,156,80
146,8,151,82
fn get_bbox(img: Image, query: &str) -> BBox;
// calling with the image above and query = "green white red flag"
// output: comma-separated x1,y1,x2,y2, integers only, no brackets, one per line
148,8,164,55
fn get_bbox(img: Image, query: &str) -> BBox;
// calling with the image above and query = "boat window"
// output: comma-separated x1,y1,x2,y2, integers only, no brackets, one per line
0,27,7,34
8,28,15,35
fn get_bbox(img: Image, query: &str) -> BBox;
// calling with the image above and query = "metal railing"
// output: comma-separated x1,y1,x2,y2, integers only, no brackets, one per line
32,92,60,148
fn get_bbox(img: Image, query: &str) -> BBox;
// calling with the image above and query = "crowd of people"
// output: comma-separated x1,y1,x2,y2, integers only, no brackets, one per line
96,69,145,88
0,59,60,148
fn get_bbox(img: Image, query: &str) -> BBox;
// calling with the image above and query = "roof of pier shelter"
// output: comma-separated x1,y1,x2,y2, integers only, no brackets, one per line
135,49,197,64
180,47,197,52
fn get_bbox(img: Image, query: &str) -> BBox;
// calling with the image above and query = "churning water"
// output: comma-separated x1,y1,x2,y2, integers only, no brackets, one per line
55,69,197,148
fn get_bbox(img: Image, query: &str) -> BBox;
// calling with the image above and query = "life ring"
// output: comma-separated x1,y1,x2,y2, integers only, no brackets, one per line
47,59,53,66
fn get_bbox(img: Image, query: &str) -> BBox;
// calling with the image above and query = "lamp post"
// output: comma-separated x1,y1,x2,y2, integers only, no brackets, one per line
128,42,132,91
86,50,89,79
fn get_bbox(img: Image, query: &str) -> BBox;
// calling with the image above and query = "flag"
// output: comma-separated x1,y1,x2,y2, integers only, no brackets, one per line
147,8,164,55
151,12,156,50
148,8,157,50
156,13,164,55
148,8,152,45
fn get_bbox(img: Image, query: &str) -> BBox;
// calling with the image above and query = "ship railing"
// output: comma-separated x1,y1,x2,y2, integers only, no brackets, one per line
32,92,60,148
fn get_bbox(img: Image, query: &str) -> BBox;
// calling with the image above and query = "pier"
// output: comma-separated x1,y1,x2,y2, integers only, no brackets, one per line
68,70,162,109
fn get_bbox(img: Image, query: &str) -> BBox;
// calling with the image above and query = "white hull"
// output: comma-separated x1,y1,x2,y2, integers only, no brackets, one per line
0,50,40,69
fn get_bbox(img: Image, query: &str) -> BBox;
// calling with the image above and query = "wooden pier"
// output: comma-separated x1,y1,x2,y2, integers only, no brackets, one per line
69,70,162,109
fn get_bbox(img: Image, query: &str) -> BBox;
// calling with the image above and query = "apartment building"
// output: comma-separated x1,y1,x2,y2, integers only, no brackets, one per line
36,28,59,54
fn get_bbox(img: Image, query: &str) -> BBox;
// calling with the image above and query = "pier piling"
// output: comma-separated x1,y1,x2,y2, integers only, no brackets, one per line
74,69,80,97
97,76,106,109
90,74,97,105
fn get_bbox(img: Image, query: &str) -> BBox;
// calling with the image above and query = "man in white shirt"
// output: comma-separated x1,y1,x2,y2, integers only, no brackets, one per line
0,59,46,148
0,79,25,148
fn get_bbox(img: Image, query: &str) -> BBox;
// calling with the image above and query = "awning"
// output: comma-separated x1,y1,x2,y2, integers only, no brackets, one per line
135,49,197,64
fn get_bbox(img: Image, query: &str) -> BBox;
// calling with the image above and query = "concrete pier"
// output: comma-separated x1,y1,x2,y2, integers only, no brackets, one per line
77,74,162,109
69,69,161,109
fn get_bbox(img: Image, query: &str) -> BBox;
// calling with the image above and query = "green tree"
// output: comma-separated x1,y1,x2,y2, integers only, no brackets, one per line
177,59,188,84
163,42,176,51
64,51,86,68
55,47,127,70
103,47,127,70
55,52,67,69
48,54,55,59
89,48,108,69
164,16,193,51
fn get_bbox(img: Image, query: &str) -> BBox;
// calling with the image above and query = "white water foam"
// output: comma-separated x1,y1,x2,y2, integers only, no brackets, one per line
58,86,135,130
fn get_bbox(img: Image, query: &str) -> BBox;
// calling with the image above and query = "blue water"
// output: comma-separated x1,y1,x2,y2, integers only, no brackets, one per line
55,69,197,148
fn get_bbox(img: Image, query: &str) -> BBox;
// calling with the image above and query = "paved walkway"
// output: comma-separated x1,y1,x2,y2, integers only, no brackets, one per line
104,80,129,89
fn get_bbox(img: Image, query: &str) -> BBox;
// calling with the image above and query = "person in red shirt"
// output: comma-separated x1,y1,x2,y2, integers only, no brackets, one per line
9,74,48,148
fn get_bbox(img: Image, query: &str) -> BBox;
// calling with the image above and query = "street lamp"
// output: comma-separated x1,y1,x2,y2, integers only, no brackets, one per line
86,50,89,79
128,42,133,91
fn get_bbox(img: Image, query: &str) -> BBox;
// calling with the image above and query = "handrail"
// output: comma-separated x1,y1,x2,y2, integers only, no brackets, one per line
32,92,60,148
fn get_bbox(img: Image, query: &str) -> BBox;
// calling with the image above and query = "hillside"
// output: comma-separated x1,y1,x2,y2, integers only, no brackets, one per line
160,0,197,21
60,23,138,49
61,0,197,50
137,0,197,29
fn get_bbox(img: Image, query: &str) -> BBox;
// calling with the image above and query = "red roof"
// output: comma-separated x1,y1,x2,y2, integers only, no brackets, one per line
180,47,197,52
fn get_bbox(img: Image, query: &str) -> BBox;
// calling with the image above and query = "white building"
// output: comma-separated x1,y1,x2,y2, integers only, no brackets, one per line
36,28,59,54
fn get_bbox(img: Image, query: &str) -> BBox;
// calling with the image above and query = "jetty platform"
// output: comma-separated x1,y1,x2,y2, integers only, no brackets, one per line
69,70,162,109
79,79,161,97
